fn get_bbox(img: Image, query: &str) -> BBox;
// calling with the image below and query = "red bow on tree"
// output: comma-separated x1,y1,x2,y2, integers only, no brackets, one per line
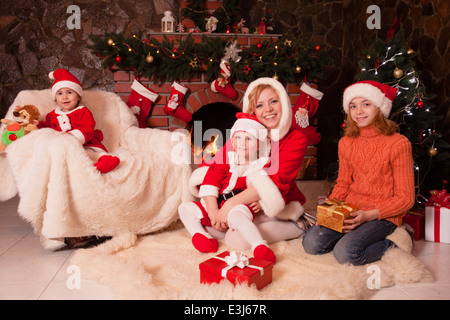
386,16,401,42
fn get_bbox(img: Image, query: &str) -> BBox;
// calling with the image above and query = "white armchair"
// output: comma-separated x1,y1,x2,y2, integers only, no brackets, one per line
0,89,193,249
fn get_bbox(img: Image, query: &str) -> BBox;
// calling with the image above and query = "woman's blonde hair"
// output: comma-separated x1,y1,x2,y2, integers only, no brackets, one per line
344,107,398,137
246,84,276,115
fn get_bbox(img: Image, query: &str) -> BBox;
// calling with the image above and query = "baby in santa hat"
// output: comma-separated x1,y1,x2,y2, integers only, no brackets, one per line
179,113,277,264
41,69,120,173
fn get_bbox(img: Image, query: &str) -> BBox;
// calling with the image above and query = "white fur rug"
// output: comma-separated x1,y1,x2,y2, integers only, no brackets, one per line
71,222,433,300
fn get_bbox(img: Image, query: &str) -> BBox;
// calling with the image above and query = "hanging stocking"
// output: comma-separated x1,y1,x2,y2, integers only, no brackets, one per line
164,81,192,123
127,80,158,128
292,82,324,145
210,60,237,100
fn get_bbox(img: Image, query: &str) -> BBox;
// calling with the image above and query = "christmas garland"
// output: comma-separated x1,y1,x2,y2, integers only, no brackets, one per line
89,33,332,84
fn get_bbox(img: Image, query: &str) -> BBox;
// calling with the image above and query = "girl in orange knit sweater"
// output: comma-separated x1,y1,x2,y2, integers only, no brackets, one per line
303,80,415,265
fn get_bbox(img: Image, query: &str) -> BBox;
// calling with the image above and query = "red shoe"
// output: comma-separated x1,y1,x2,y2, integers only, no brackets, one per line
253,244,276,264
192,233,219,253
95,155,120,173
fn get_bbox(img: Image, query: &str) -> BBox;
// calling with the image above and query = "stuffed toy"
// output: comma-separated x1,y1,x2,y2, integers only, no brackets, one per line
0,105,40,151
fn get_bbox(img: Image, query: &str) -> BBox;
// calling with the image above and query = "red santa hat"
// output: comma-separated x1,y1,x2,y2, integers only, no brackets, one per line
342,80,397,118
49,69,83,100
230,112,268,142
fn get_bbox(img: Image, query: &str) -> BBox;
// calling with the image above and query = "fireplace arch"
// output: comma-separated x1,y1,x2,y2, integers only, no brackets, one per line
186,102,239,163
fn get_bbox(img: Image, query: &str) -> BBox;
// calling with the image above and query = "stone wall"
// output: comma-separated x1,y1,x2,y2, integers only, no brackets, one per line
0,0,448,179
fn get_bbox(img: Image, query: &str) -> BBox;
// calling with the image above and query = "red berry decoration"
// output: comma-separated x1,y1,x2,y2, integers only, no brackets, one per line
416,100,424,109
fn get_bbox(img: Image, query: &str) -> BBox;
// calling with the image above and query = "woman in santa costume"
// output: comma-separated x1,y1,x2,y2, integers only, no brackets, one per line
189,77,312,250
179,113,278,263
41,68,120,174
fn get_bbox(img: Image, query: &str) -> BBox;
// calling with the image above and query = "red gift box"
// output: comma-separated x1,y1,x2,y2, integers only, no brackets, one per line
403,210,425,240
199,251,273,290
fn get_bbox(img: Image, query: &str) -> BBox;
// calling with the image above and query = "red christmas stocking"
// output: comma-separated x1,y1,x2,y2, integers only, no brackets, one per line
292,82,324,145
210,60,237,100
164,81,192,123
127,80,158,128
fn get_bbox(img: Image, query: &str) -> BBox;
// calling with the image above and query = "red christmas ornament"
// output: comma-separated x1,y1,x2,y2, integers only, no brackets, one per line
115,56,122,64
256,42,263,50
340,122,346,130
416,100,424,109
315,45,321,51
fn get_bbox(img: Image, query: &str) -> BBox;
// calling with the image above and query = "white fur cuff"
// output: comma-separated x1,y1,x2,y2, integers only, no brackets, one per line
247,170,285,218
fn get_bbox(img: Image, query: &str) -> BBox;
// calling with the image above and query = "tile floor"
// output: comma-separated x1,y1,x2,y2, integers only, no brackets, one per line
1,195,450,300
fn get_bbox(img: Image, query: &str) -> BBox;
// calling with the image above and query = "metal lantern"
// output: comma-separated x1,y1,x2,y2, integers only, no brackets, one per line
161,11,175,32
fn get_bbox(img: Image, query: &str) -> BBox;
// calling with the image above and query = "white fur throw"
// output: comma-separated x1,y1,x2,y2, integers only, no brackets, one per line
0,90,194,249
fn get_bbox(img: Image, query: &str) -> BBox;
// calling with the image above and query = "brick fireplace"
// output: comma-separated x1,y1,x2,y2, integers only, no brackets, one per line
112,32,318,179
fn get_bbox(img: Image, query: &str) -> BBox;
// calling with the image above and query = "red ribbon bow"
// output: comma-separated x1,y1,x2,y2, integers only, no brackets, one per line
428,189,450,209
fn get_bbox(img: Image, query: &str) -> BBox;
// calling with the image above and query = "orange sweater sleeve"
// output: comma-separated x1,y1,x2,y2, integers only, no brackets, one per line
376,136,415,220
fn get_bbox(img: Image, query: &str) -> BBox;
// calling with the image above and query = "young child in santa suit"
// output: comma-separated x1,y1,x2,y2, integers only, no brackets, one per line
41,69,120,174
178,113,277,264
302,80,415,265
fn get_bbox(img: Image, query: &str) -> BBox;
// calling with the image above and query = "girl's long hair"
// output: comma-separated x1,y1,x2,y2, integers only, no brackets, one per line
344,107,398,137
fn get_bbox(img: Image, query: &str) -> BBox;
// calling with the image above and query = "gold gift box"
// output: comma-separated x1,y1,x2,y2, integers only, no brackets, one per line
317,200,358,233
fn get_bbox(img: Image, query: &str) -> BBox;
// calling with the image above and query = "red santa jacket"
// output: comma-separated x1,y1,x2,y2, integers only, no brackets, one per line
41,106,107,153
199,152,270,199
191,127,308,221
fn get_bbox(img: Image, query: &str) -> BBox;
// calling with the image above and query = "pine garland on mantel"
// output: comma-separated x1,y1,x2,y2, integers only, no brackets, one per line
89,32,332,84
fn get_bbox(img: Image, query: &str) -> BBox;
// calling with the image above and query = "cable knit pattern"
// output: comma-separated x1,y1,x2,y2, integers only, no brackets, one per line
330,126,415,227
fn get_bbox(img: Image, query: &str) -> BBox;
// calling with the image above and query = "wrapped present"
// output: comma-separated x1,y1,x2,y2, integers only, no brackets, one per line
425,189,450,243
317,199,358,233
199,251,273,290
403,210,425,240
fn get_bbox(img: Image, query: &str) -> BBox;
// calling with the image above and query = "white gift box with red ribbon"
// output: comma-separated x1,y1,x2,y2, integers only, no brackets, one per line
425,205,450,243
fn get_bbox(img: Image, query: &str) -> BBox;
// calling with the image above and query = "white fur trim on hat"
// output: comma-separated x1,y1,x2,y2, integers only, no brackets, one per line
230,118,268,142
51,80,83,100
242,77,292,141
343,82,394,118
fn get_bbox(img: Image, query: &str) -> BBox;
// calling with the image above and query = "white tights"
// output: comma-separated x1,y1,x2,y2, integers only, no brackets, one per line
178,202,267,250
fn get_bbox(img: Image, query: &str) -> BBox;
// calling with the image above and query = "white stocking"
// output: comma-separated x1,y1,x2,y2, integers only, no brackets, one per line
178,202,211,238
225,214,303,250
227,205,266,250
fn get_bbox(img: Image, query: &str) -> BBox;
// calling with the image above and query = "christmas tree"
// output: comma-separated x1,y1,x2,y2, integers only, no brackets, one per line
356,30,449,204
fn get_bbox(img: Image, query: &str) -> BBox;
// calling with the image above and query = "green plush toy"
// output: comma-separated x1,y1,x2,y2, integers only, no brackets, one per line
2,123,25,146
